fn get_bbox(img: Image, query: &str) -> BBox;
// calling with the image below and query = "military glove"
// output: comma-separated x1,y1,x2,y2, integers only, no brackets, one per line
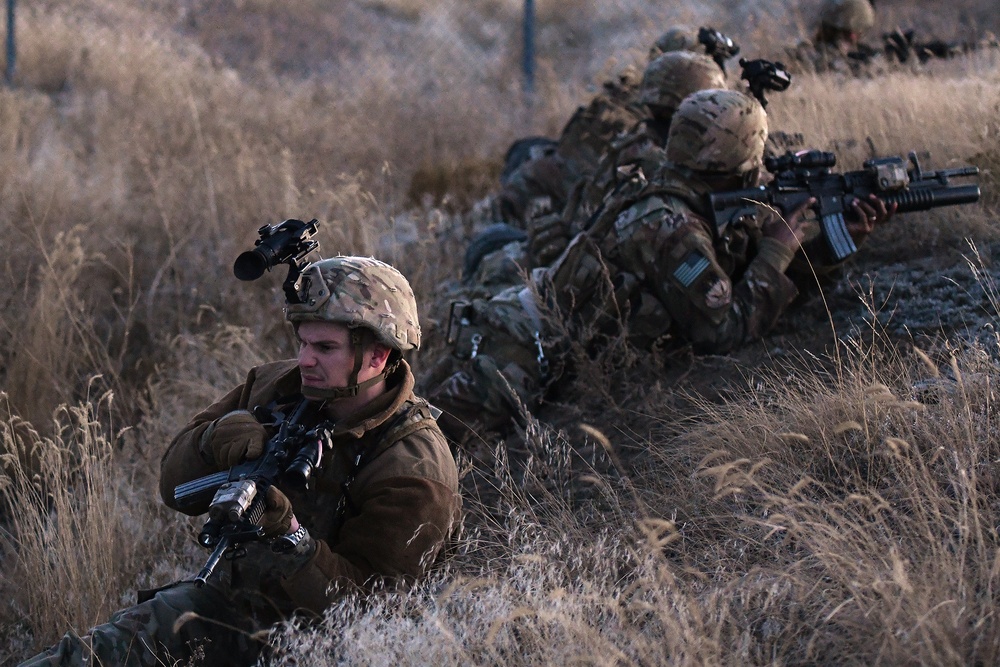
527,211,571,266
200,410,267,469
260,485,294,538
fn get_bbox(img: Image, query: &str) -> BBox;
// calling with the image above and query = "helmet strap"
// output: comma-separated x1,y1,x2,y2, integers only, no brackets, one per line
300,330,399,400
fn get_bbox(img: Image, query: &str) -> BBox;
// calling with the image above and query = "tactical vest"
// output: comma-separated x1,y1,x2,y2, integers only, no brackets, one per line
556,80,645,178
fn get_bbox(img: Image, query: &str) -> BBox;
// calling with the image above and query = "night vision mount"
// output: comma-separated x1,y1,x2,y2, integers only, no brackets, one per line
739,58,792,109
233,219,321,304
698,27,741,72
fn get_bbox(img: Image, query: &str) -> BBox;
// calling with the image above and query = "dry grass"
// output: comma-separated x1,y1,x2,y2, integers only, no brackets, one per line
0,0,999,663
0,391,191,661
263,332,1000,665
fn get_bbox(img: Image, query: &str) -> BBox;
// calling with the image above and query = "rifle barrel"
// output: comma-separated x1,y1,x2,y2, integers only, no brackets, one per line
195,535,231,587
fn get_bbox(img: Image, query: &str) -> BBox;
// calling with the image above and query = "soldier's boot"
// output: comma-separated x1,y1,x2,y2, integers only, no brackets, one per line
18,581,266,667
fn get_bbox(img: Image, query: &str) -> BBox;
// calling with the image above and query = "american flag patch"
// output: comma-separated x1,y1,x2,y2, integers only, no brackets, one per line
673,250,710,287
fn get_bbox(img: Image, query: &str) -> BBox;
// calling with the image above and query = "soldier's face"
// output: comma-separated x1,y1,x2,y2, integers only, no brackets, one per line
296,321,387,390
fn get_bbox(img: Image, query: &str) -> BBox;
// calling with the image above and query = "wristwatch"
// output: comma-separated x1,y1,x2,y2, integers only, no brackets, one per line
270,524,317,578
272,524,310,554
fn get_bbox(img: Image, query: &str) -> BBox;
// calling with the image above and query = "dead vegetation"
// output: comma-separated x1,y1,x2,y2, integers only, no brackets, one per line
1,0,999,663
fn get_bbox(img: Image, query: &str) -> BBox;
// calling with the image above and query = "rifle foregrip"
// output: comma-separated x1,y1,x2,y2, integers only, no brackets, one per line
244,492,267,526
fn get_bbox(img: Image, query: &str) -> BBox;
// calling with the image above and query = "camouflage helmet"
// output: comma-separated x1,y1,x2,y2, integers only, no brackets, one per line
666,89,768,175
648,25,701,60
819,0,875,34
285,256,421,351
638,51,727,118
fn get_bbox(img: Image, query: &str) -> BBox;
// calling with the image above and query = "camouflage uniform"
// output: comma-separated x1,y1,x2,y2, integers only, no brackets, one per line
492,66,646,228
426,91,806,440
23,258,461,667
464,52,727,300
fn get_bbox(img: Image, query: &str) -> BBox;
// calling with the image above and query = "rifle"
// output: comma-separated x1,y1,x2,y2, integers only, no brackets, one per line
709,150,981,262
883,28,967,64
173,400,333,586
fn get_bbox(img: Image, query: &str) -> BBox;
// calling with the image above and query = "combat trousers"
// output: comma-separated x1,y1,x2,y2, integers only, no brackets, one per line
18,579,271,667
424,284,562,443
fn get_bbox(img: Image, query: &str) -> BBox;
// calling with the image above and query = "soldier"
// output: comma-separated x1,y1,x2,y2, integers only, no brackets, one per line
469,51,728,294
568,51,729,253
786,0,878,74
816,0,876,50
424,90,893,441
22,256,462,666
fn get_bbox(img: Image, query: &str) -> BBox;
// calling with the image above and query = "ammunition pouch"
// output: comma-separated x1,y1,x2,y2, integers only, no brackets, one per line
445,291,559,385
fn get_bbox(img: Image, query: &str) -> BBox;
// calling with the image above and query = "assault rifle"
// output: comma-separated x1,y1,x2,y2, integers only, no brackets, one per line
709,150,981,262
848,28,993,66
173,400,333,586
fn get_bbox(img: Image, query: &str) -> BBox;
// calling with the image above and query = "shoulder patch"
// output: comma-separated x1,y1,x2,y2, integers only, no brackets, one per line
673,250,711,287
704,278,733,309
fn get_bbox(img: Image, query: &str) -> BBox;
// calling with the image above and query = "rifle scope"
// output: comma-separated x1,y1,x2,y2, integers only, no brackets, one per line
764,150,836,173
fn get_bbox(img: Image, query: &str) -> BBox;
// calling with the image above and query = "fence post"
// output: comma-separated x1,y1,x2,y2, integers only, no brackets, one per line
522,0,535,100
4,0,14,85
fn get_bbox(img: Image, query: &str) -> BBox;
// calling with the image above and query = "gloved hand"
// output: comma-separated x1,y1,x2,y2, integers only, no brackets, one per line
260,485,294,538
200,410,267,469
527,211,572,266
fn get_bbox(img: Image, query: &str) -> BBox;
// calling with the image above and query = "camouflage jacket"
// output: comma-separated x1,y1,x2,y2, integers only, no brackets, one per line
577,117,672,223
540,167,800,353
159,360,461,618
555,68,648,180
493,68,647,227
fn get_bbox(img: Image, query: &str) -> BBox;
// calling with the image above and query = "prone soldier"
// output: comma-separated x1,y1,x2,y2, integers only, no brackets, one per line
423,89,897,441
785,0,879,75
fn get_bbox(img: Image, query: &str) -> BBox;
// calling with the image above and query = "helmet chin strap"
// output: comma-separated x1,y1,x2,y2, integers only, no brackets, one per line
300,329,398,400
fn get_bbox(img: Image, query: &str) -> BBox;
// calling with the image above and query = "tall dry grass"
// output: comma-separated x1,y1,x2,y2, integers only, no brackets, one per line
0,390,192,662
263,329,1000,666
0,0,998,663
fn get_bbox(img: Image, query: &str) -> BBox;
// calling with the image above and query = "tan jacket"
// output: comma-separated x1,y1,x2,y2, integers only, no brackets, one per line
159,360,461,616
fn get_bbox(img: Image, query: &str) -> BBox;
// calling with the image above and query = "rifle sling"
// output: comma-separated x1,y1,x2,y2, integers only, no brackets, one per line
331,399,439,538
